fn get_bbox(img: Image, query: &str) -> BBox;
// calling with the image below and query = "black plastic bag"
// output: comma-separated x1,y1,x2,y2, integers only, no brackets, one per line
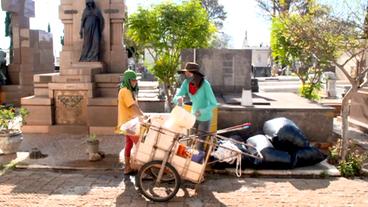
263,117,297,138
273,124,309,152
258,147,293,169
246,134,292,169
291,147,327,168
263,117,309,152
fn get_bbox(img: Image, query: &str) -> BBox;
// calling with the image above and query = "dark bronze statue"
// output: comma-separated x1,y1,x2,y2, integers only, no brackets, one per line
0,50,7,85
79,0,104,62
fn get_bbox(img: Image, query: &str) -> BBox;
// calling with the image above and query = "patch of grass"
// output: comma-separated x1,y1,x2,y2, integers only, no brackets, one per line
319,170,329,179
327,144,340,165
0,160,18,176
338,151,367,178
326,141,368,178
250,170,260,178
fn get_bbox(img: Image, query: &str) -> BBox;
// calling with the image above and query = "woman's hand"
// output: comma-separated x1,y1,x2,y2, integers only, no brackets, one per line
177,96,184,106
138,114,150,122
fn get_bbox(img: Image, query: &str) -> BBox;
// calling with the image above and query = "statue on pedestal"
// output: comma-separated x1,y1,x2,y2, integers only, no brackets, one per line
79,0,104,62
0,50,7,85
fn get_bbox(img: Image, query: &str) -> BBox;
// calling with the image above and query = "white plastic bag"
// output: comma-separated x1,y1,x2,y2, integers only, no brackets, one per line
120,117,140,135
211,140,243,177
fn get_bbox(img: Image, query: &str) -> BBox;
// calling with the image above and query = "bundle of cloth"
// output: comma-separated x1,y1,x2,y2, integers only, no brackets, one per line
211,117,327,170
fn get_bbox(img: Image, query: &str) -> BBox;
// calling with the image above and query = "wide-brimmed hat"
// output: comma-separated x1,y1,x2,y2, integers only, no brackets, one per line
178,62,204,76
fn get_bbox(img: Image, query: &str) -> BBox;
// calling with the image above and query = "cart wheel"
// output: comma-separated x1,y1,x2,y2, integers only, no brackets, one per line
149,167,176,182
135,160,181,202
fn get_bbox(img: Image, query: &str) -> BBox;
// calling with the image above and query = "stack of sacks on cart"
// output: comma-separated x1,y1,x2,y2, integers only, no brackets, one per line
211,117,327,170
131,106,210,183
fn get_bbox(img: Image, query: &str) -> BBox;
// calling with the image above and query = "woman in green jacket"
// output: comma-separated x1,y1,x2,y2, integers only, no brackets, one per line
173,62,218,151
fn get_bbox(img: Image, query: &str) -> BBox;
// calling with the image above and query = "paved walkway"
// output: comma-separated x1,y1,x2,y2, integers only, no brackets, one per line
0,169,367,207
0,133,339,177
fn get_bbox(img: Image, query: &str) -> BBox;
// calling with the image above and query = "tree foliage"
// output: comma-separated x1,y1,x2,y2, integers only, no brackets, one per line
127,0,216,107
209,32,231,48
5,12,11,37
263,0,368,159
201,0,227,28
257,0,313,16
270,1,342,99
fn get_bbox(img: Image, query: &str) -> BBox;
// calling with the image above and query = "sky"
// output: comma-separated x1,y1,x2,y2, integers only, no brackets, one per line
125,0,272,48
0,0,354,57
0,0,272,56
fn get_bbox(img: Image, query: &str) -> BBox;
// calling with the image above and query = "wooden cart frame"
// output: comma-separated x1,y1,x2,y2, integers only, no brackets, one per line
132,119,262,202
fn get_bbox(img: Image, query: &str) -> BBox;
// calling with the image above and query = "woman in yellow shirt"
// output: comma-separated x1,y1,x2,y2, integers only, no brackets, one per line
117,70,143,174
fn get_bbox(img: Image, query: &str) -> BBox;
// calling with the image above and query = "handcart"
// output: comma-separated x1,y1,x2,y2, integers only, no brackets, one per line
131,117,262,202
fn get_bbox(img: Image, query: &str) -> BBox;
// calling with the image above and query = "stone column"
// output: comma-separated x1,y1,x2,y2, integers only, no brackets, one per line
59,0,127,72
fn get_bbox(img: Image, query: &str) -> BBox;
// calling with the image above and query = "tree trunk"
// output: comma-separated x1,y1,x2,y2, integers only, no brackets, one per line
340,85,357,159
163,82,173,112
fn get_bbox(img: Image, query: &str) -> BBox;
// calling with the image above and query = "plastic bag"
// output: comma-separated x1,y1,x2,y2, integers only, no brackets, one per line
211,140,242,164
274,124,309,152
291,147,327,168
263,117,309,152
263,117,297,138
246,134,292,169
246,134,273,152
259,148,292,169
120,117,140,135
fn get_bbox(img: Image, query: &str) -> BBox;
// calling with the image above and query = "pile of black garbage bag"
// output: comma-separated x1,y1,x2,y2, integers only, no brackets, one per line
211,117,327,170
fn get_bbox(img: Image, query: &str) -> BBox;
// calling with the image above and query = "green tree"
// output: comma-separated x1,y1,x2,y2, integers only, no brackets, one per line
264,0,368,159
209,32,231,48
127,0,216,108
201,0,228,48
5,12,11,37
270,2,336,100
5,12,12,63
257,0,310,16
201,0,227,29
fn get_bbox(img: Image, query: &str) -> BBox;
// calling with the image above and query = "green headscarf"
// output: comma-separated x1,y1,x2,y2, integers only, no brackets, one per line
120,70,138,92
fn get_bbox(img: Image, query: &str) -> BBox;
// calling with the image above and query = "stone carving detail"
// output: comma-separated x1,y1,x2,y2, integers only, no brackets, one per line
58,95,83,108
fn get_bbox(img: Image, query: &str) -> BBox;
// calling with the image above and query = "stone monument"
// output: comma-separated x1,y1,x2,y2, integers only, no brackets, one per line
1,0,54,105
21,0,128,134
181,48,252,93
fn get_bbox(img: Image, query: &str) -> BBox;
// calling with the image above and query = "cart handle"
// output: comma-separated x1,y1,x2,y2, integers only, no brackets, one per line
216,122,252,134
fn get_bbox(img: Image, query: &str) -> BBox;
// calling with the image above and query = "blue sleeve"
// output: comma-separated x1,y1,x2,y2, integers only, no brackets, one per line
173,79,189,104
200,80,218,113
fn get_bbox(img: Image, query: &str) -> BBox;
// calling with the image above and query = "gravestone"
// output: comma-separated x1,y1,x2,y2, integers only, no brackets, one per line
1,0,54,105
181,49,252,93
21,0,128,134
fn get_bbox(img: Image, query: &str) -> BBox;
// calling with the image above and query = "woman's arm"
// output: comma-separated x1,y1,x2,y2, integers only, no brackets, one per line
200,80,218,114
172,79,189,104
130,103,144,117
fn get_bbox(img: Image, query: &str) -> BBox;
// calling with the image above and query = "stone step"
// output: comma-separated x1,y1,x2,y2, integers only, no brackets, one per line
139,89,159,93
60,68,102,76
94,73,121,83
71,62,103,70
52,75,93,83
33,73,59,83
138,93,160,99
259,85,299,93
139,81,159,89
258,82,301,86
